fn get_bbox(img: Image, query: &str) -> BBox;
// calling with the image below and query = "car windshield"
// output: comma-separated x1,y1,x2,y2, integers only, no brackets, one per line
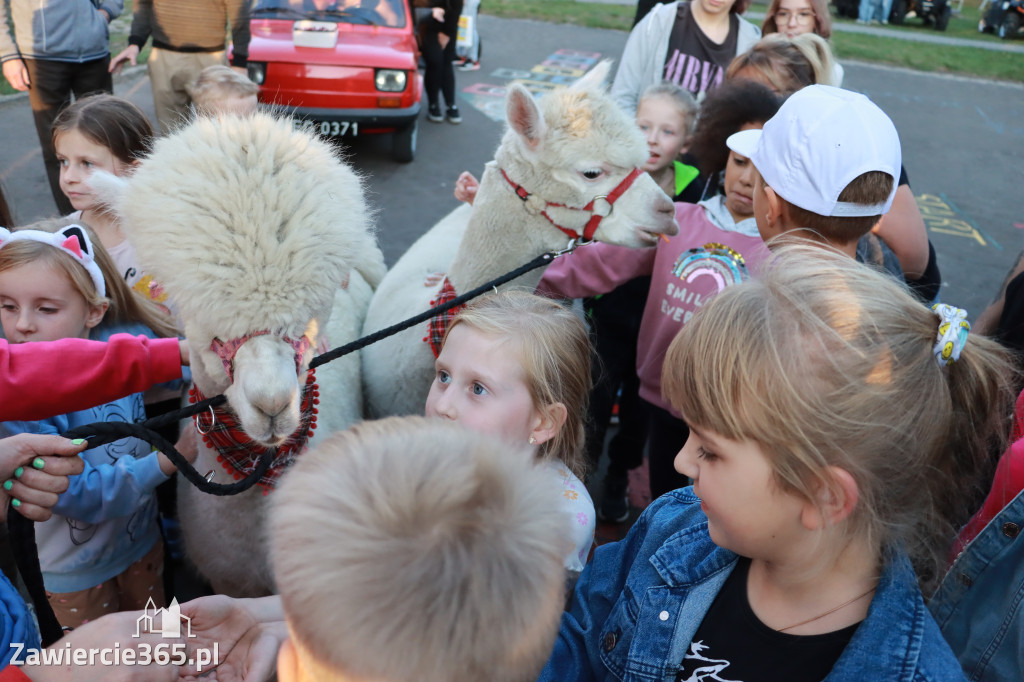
250,0,406,27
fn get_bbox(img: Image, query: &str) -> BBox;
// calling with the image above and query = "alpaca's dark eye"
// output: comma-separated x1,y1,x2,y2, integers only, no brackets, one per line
581,169,603,180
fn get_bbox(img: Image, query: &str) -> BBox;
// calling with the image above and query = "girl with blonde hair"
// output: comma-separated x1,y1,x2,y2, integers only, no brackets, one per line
425,290,595,573
540,244,1015,680
0,222,190,628
727,32,837,93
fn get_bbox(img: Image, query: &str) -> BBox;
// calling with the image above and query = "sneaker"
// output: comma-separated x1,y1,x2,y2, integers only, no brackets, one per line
427,103,443,123
597,472,630,523
446,105,462,124
457,60,480,71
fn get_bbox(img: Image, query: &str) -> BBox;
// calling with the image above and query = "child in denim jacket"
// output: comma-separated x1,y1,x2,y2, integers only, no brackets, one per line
540,245,1015,681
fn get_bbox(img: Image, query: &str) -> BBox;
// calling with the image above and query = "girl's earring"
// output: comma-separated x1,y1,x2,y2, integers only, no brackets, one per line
528,436,536,445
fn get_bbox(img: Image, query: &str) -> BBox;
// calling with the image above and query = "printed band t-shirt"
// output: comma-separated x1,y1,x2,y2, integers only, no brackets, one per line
663,2,739,99
676,557,859,682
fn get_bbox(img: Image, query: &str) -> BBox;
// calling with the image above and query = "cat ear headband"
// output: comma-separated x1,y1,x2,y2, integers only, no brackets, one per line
0,225,106,298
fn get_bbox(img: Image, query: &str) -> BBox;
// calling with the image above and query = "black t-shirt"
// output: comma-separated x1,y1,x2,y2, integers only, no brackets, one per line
663,2,739,99
676,558,860,682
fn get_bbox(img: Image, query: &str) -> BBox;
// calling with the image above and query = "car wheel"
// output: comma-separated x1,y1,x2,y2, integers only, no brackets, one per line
393,120,417,163
936,3,951,29
999,12,1021,37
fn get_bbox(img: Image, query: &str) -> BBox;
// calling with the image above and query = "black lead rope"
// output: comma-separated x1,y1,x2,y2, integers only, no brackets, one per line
7,248,564,645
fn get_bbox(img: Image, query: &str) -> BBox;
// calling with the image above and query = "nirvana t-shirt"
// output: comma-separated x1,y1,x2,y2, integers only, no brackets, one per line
663,2,739,99
676,558,860,682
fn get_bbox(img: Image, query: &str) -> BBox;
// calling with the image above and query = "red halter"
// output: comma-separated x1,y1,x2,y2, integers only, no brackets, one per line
499,167,644,242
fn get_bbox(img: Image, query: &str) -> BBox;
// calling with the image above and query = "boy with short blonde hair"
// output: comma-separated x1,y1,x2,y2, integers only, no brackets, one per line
726,84,902,257
270,416,570,682
187,64,259,117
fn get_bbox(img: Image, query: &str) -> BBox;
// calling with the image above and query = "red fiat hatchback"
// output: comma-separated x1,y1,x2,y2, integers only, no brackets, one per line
246,0,422,161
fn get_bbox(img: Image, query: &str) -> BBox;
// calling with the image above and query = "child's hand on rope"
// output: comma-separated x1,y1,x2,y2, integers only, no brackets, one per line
424,272,446,287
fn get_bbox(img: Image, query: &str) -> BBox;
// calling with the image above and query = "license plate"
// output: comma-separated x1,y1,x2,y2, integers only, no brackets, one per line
294,120,359,137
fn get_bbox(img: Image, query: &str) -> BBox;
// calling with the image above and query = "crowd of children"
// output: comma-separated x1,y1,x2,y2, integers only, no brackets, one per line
0,16,1022,682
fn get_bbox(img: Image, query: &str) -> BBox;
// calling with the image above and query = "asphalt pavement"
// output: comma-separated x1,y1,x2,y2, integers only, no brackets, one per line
0,14,1022,316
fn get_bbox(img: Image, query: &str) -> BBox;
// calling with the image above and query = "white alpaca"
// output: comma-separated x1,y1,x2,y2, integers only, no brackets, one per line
95,113,385,596
361,62,678,418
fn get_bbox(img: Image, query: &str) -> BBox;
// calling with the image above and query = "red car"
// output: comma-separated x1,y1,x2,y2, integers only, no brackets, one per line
246,0,423,161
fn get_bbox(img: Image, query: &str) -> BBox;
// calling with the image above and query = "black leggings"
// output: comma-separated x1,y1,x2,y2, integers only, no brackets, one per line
421,25,456,108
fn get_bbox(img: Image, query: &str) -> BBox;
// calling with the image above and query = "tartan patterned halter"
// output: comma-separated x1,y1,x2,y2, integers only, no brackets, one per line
189,370,319,494
425,276,463,358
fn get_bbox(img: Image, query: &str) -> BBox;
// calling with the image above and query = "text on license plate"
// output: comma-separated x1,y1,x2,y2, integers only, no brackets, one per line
295,120,359,137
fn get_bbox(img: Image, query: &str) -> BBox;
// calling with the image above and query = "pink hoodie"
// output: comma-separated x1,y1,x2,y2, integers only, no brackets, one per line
537,199,769,415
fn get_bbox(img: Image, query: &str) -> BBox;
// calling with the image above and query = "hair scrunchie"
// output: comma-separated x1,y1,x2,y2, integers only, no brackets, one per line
932,303,970,366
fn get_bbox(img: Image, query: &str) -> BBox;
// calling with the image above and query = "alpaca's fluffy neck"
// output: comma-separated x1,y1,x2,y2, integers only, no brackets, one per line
447,161,572,295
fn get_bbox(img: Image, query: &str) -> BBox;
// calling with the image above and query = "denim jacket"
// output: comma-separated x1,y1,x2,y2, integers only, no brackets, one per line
540,488,967,681
929,486,1024,681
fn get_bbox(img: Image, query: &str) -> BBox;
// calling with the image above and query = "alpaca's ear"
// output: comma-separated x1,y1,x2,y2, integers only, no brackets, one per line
506,83,545,153
571,59,613,92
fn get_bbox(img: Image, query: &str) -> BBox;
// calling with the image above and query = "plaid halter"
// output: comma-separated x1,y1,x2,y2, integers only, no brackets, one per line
424,276,465,358
189,370,319,494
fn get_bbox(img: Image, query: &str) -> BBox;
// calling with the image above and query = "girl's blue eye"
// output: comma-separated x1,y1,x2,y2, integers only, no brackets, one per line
437,369,450,384
0,304,16,312
39,307,59,314
83,161,94,168
471,382,488,396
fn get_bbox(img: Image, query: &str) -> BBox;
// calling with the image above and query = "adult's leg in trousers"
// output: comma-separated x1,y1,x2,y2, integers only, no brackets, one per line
148,49,225,134
25,59,109,214
646,401,690,500
439,36,456,107
421,29,444,106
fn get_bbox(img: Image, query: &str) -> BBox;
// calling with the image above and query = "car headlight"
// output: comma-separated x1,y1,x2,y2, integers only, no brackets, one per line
247,62,266,85
375,69,407,92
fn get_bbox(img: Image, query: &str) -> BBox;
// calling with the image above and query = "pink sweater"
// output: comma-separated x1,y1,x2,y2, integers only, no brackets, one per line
0,334,183,422
538,199,769,415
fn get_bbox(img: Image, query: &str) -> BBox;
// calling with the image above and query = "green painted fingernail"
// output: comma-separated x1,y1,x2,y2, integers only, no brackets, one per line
13,467,23,478
71,439,85,446
3,481,12,491
11,499,20,508
32,458,44,470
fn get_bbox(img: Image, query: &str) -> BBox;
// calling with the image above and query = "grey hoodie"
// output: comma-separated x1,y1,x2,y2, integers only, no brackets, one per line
610,1,760,113
0,0,123,63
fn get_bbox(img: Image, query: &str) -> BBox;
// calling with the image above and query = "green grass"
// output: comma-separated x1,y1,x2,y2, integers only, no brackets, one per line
481,0,1024,84
832,29,1023,80
480,0,633,29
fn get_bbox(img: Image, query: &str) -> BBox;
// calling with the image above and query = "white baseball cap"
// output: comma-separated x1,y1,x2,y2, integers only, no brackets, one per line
726,85,901,217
